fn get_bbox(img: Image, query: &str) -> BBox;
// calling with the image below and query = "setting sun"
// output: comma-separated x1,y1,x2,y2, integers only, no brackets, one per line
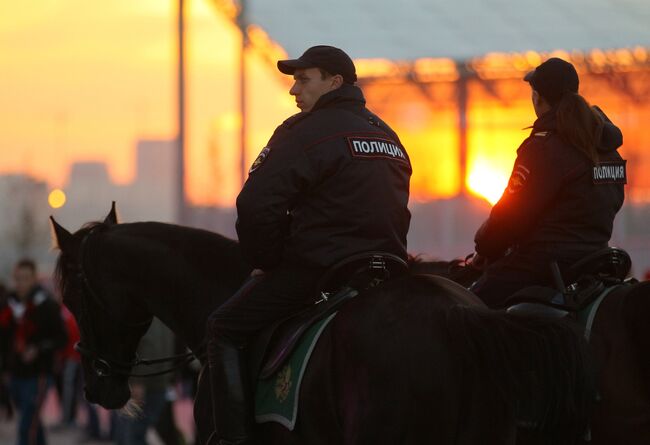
48,189,67,209
467,162,509,205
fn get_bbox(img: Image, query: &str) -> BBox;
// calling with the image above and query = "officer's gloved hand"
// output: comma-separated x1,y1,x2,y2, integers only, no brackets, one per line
469,253,488,271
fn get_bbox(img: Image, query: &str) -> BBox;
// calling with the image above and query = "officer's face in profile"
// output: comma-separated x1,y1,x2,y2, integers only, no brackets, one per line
290,67,342,112
531,89,551,118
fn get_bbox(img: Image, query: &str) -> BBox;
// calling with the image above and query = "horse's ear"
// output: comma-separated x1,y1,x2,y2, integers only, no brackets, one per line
50,216,72,250
104,201,119,226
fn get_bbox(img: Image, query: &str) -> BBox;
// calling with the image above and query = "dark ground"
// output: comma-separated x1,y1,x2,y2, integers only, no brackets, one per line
0,388,194,445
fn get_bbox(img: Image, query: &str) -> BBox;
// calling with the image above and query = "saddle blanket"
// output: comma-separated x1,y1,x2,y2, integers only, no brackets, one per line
254,312,336,430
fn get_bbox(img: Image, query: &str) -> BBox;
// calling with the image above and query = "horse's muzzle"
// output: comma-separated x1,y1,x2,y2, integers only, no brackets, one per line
84,383,130,410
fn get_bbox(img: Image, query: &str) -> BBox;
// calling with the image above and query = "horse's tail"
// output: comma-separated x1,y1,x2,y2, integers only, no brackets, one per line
446,305,595,444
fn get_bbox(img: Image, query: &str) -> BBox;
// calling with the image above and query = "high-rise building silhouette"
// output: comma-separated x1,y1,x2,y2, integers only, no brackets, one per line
0,174,51,279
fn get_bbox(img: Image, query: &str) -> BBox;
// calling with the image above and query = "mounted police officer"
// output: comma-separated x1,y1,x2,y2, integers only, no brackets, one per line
206,45,411,445
471,57,626,308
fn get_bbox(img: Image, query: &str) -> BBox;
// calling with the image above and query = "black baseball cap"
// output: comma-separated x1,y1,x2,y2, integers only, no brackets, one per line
277,45,357,84
524,57,579,106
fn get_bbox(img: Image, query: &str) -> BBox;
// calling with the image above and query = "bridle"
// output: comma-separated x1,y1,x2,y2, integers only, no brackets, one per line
72,225,197,378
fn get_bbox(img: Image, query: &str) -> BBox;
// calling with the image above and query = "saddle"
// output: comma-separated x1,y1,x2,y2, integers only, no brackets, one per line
565,246,631,284
249,252,408,380
506,247,633,318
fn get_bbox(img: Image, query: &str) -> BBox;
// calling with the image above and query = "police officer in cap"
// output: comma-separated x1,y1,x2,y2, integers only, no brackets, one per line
205,45,411,444
471,57,626,308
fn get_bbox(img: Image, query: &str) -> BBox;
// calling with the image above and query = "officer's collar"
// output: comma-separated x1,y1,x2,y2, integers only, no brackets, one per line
311,83,365,112
532,106,559,133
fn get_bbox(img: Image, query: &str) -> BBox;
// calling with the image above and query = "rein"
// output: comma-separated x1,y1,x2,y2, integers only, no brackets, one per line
74,225,197,378
74,342,197,378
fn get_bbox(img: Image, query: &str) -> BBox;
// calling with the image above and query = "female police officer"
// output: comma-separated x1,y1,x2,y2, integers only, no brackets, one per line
471,57,626,308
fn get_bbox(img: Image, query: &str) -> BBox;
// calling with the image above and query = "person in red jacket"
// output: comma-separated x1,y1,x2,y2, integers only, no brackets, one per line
4,259,67,445
0,280,14,420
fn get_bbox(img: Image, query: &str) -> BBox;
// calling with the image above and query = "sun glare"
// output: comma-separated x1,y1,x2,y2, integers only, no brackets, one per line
48,189,67,209
467,163,508,205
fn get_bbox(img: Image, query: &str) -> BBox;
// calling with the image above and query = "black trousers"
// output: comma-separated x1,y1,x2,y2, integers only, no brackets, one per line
206,262,325,348
472,249,578,309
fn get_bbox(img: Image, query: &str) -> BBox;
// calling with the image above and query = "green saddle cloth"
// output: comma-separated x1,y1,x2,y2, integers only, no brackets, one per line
254,312,336,430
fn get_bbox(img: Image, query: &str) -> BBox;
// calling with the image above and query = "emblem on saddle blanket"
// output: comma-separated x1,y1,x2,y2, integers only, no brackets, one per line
274,365,292,403
255,313,336,430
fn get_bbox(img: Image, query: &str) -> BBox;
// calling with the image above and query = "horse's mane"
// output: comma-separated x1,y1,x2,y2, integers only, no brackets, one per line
54,221,246,303
408,254,481,287
408,254,464,274
446,304,595,441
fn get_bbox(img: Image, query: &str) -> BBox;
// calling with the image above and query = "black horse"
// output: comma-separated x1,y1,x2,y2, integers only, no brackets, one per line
411,254,650,445
52,206,595,445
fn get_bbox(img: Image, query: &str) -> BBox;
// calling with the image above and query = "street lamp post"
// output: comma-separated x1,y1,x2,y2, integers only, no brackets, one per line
237,0,248,187
177,0,187,224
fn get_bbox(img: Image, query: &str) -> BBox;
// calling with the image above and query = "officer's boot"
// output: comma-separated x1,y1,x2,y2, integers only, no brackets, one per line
207,336,253,445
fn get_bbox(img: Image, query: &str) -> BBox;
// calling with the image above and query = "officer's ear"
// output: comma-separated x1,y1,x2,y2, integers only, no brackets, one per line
331,74,344,90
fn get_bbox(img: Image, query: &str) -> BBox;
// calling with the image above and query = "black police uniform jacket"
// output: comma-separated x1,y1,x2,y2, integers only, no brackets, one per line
475,107,625,267
236,84,412,270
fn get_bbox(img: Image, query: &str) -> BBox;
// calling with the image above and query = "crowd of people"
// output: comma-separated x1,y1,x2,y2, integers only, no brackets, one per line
0,258,198,445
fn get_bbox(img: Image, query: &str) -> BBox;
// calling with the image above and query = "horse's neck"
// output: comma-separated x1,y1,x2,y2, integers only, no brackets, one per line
110,224,250,356
148,262,248,356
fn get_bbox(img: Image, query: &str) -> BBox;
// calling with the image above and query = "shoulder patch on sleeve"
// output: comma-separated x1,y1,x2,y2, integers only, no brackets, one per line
593,160,627,184
249,146,271,174
507,163,530,194
346,136,408,163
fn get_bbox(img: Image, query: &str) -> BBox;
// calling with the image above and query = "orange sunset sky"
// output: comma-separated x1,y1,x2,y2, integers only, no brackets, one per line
0,0,296,205
7,2,645,210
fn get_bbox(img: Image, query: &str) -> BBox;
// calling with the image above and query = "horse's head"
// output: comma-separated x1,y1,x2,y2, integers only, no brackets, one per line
52,203,153,409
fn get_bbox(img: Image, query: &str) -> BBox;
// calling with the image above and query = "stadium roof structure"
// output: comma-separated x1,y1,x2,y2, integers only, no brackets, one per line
241,0,650,61
210,0,650,193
